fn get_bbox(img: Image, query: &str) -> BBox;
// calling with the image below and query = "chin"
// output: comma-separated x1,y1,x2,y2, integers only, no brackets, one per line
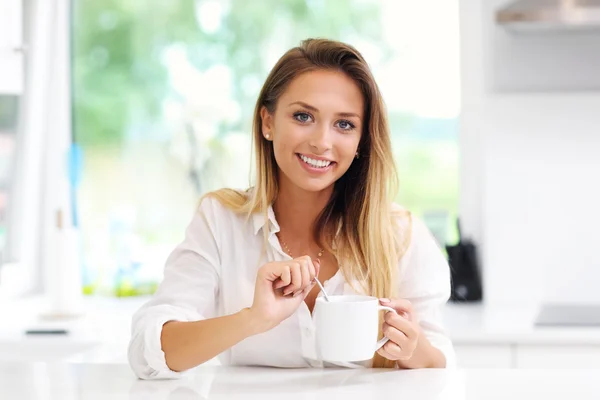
293,178,335,193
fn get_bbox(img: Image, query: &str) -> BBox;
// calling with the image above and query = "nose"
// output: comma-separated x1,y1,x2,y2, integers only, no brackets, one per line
308,123,332,154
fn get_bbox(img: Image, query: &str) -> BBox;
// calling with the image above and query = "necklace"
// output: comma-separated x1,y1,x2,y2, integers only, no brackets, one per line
278,234,324,259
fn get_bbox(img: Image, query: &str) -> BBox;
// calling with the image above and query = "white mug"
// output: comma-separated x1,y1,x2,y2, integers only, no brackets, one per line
313,295,397,362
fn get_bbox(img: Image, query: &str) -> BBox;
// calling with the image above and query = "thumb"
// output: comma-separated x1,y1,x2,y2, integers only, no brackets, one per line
313,258,321,279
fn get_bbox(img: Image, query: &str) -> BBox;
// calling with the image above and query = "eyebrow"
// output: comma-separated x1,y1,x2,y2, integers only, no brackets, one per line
288,101,362,120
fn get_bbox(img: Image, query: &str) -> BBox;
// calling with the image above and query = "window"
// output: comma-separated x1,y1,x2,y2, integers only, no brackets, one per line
73,0,459,296
0,96,19,263
0,0,25,295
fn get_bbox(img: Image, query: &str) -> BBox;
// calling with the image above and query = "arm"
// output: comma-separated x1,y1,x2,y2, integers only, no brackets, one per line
379,297,448,368
159,257,319,373
397,334,446,369
377,214,456,369
128,197,318,379
128,197,223,379
160,308,265,372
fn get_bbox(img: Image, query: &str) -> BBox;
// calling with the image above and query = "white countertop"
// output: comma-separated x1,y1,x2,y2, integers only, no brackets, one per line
1,362,599,399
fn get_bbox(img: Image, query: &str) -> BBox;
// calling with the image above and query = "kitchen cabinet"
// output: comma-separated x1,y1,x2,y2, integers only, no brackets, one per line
454,344,514,368
0,0,24,94
516,345,600,369
446,303,600,369
455,344,600,369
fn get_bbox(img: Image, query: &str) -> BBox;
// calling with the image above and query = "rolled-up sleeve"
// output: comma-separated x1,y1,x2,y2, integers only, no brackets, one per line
128,197,221,379
397,214,456,369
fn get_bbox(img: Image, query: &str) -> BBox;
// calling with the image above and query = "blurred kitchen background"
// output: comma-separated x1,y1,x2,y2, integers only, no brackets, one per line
1,0,599,369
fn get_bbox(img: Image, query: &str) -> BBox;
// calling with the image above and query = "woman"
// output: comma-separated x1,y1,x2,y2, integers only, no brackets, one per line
128,38,454,380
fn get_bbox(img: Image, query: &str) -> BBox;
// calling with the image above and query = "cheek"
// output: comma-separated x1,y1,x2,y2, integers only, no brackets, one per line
272,127,302,167
272,140,289,170
336,135,360,164
274,124,306,154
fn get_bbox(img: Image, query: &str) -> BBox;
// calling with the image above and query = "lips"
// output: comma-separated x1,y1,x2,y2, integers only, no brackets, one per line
296,153,335,174
298,153,333,168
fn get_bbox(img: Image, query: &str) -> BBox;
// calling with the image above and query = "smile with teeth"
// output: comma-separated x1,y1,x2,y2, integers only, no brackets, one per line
298,154,332,168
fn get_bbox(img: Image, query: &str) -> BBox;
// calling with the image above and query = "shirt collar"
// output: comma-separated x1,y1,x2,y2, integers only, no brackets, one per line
252,206,343,245
252,204,280,235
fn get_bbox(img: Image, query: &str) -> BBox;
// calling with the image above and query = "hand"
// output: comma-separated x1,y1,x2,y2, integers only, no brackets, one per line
248,256,320,333
376,298,420,362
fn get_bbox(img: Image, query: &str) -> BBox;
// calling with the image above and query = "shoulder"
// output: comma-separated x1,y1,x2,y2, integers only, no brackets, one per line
391,204,451,295
187,189,252,240
197,188,251,218
390,202,441,252
188,189,255,251
391,202,412,231
391,203,449,281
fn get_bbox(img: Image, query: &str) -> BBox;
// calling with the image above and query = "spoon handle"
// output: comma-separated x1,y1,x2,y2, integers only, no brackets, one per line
313,277,330,302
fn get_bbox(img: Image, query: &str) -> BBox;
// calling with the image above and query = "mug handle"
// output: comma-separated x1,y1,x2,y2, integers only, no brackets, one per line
375,306,397,351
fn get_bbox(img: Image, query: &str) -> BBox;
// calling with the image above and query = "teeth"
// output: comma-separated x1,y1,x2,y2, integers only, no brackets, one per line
300,154,331,168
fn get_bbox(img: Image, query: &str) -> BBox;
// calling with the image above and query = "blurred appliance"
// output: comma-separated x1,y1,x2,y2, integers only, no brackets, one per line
445,219,483,302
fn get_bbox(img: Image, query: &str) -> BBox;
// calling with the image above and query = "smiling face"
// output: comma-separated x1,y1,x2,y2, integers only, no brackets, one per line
261,69,364,194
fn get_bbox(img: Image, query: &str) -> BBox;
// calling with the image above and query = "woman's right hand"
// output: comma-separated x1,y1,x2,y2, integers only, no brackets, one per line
248,256,320,333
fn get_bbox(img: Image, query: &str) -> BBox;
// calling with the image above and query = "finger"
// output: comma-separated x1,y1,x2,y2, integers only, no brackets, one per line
299,255,316,283
382,322,408,345
278,264,291,287
273,279,287,290
379,298,413,321
384,312,418,340
283,262,302,295
260,264,291,289
376,345,397,360
297,257,311,289
301,280,316,298
382,340,403,359
313,258,321,279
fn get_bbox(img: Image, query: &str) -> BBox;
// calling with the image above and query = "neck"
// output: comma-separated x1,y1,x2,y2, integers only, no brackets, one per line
273,181,333,243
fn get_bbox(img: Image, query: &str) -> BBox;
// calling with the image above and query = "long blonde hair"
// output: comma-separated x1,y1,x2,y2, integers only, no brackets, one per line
207,38,412,368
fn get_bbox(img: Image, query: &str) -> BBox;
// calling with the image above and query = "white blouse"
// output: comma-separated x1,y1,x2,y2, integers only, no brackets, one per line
128,196,456,380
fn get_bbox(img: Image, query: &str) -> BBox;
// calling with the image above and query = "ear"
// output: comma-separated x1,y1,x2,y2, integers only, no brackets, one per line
260,106,274,140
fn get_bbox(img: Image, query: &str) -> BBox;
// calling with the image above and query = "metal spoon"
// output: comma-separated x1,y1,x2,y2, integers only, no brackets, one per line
313,277,330,302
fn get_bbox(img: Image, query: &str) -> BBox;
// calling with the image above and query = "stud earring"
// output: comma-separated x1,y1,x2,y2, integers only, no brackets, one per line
355,152,359,159
265,133,270,139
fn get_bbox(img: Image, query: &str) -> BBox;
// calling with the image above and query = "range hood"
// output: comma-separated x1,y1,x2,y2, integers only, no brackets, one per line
496,0,600,32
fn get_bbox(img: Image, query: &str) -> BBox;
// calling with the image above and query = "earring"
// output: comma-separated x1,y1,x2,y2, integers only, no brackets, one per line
265,133,270,139
355,152,359,159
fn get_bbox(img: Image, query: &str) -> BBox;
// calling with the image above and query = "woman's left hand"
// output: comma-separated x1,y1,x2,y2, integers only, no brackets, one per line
377,298,420,362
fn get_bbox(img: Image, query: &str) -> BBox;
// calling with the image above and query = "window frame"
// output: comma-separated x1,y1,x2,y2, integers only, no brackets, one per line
0,0,74,298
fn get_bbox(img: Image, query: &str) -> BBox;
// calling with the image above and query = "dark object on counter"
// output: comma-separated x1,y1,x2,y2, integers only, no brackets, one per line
25,329,69,335
445,219,482,302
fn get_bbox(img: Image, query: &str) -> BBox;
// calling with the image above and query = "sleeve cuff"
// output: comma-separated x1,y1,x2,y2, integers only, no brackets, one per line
133,305,204,380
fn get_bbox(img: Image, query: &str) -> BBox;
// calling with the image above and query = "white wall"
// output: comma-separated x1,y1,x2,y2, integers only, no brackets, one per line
460,0,600,306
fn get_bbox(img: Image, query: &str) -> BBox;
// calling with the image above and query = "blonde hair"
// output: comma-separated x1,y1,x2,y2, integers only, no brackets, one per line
206,38,412,368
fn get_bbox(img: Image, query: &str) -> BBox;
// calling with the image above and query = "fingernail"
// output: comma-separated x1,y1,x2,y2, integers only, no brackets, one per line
293,290,303,297
379,298,390,303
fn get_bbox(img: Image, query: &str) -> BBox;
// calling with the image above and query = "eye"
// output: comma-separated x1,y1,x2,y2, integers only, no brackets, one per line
293,112,313,123
336,120,356,131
